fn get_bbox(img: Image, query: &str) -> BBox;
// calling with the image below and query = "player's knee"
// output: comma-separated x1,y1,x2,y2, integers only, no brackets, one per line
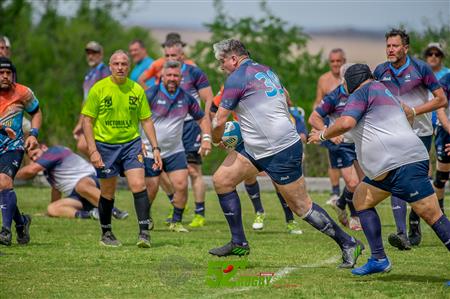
172,179,188,193
188,165,202,179
0,174,13,190
212,172,232,192
433,170,449,189
47,203,59,217
346,179,359,192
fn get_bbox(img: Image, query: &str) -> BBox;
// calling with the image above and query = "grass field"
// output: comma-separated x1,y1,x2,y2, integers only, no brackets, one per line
1,187,449,298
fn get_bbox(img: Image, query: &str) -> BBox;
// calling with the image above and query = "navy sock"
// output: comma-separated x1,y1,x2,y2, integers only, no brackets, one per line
357,208,386,259
75,210,91,219
332,184,340,196
276,192,294,222
98,196,114,234
245,182,264,214
218,190,247,245
342,189,357,217
438,199,445,215
303,202,355,248
409,209,420,224
0,189,17,230
336,187,350,210
13,206,25,226
391,196,407,234
167,193,174,205
195,202,205,216
431,215,450,250
133,190,151,232
172,207,184,223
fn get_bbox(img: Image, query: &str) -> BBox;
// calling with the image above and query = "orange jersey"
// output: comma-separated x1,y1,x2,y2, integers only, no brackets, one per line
140,57,196,85
212,85,238,120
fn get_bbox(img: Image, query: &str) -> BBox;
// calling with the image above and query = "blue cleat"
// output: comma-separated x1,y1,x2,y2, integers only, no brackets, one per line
351,257,392,276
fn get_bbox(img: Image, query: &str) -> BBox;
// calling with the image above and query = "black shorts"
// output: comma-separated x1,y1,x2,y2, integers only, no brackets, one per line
67,175,99,211
186,151,202,165
0,150,24,179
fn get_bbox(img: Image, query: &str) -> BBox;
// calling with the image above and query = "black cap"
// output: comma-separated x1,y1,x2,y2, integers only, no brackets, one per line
161,32,186,47
0,57,14,71
344,64,373,94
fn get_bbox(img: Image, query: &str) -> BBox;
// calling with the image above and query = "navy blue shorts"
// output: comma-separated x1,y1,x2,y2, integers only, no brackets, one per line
363,160,434,203
95,137,145,179
240,141,303,185
327,142,357,169
434,126,450,163
419,135,432,152
68,175,99,211
182,119,201,153
144,151,188,177
0,150,24,179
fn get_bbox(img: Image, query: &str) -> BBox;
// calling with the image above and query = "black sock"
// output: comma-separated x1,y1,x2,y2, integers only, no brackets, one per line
336,190,347,210
98,196,114,234
13,206,25,226
438,198,445,215
195,202,205,216
133,190,151,232
276,192,294,222
245,182,264,214
167,193,174,205
409,209,421,225
342,189,356,217
172,207,184,223
303,202,355,249
332,184,340,196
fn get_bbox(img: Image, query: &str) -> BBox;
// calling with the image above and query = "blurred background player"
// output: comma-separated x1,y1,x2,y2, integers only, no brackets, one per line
427,42,449,128
374,29,447,249
128,39,155,88
313,48,346,204
433,72,450,217
142,61,211,232
73,41,111,156
0,36,11,58
16,144,128,220
0,57,42,246
309,63,363,231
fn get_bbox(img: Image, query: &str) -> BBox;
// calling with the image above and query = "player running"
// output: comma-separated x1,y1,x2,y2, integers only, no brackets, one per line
309,63,450,275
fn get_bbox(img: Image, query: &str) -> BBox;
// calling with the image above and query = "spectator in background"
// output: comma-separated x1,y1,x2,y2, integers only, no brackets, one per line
128,39,155,87
73,41,111,156
0,36,11,58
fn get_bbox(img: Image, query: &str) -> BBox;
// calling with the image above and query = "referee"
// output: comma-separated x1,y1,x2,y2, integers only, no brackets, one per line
82,50,162,248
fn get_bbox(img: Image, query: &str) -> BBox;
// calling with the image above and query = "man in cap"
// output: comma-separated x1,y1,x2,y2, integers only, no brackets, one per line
309,63,450,275
0,57,42,246
73,41,111,157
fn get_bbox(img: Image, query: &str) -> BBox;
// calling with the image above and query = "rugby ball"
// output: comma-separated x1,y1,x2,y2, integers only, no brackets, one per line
222,121,243,149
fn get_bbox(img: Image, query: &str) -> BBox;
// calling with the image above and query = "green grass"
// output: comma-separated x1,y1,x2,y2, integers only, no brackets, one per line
1,187,449,298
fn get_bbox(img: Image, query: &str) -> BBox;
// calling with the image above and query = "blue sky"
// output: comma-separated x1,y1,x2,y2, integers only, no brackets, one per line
118,0,449,31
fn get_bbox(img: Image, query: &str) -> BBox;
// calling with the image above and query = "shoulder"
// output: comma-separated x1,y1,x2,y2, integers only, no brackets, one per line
373,62,389,77
145,84,160,98
410,57,432,73
13,83,33,101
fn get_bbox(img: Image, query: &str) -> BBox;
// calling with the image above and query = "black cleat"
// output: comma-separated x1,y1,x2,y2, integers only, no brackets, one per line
112,208,129,220
0,227,12,246
99,231,121,247
16,214,32,245
339,239,364,269
136,230,151,248
209,241,250,257
388,232,411,250
408,221,422,246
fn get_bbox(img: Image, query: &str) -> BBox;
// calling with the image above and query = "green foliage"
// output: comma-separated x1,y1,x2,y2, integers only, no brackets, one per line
191,0,328,175
0,0,158,146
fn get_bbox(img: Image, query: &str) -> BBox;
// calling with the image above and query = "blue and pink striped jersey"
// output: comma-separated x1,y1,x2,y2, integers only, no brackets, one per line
220,59,300,160
438,73,450,123
342,81,428,179
35,146,96,195
180,63,210,122
374,56,441,137
83,62,111,101
142,83,205,158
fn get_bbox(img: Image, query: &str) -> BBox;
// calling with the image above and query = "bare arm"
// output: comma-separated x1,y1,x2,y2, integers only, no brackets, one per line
414,88,447,115
15,162,45,180
82,115,104,168
437,108,450,133
198,86,214,122
308,116,356,144
308,110,327,130
212,107,232,144
196,115,212,156
313,76,326,109
25,108,42,151
141,118,162,170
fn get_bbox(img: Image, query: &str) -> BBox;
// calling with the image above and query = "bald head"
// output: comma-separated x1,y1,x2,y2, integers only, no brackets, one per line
109,50,130,84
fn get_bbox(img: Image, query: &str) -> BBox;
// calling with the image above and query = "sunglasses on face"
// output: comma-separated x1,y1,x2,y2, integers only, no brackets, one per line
426,52,443,58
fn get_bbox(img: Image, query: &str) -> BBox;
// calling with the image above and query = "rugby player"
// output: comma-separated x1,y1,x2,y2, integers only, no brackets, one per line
128,39,155,88
142,61,211,232
374,29,447,248
0,57,42,246
309,64,450,275
209,40,363,269
81,50,162,248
